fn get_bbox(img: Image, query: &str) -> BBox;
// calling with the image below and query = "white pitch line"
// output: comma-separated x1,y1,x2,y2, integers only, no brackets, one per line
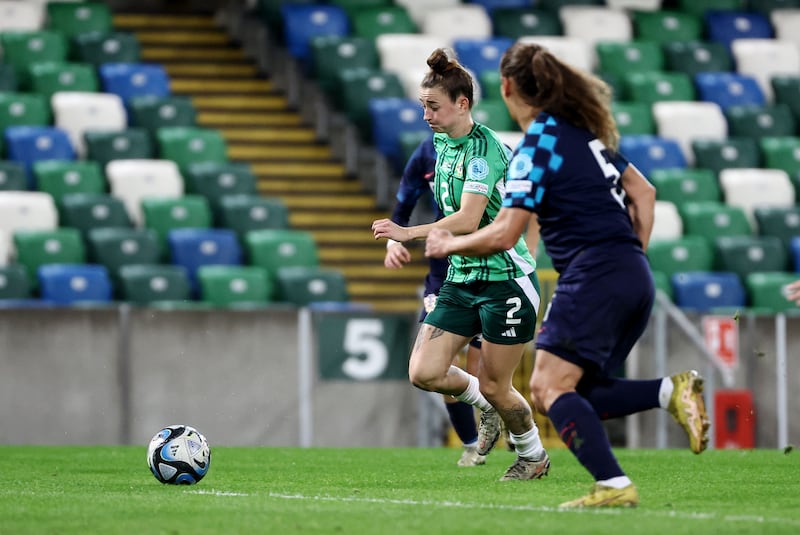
186,490,800,528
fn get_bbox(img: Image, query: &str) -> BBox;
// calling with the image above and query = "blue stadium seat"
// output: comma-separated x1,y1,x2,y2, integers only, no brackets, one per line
792,236,800,271
98,63,171,102
452,37,514,81
671,271,746,311
704,11,773,51
619,135,687,177
694,72,765,111
470,0,534,10
167,228,242,292
37,264,112,305
368,97,429,172
281,4,350,66
4,126,75,186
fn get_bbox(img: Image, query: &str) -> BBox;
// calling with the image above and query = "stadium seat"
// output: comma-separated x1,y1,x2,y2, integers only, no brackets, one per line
759,136,800,183
677,0,742,18
182,161,257,212
690,137,761,177
718,167,795,227
490,7,562,40
309,36,380,96
0,192,58,248
353,8,415,42
216,195,290,237
0,1,45,31
679,201,752,241
141,195,213,255
0,31,67,86
197,265,273,308
651,200,684,241
754,206,800,248
596,41,664,81
58,193,132,237
28,62,98,98
86,227,160,280
618,135,687,177
704,11,774,51
368,97,430,172
375,33,451,98
13,227,86,283
452,37,514,82
538,0,604,11
471,100,515,131
335,68,406,141
671,271,746,311
631,10,702,44
0,161,28,192
117,263,191,305
72,31,142,66
731,39,800,102
0,64,18,92
155,127,229,175
649,168,721,204
694,72,766,111
255,0,318,38
516,36,593,73
33,160,105,203
244,228,320,277
328,0,393,18
652,101,728,166
128,95,197,135
394,0,462,28
793,235,800,270
37,263,112,305
771,75,800,124
105,159,184,226
0,93,51,131
84,128,153,169
45,1,113,39
274,266,349,306
770,8,800,49
752,0,800,17
725,104,796,140
651,269,673,300
559,6,633,68
280,4,350,65
662,41,732,78
623,71,695,105
167,227,242,290
612,101,655,136
646,236,713,277
746,271,800,313
4,126,75,186
470,0,533,11
714,235,789,279
0,264,32,299
98,63,171,102
51,91,127,158
420,5,493,41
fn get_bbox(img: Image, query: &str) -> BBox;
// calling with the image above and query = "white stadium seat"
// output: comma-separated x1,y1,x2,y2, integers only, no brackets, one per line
719,168,795,229
770,9,800,50
51,91,127,158
559,7,633,69
652,200,683,241
0,1,45,31
376,33,451,99
731,39,800,102
605,0,662,11
652,101,728,166
105,159,184,226
394,0,461,28
0,191,58,260
516,36,593,73
421,5,492,42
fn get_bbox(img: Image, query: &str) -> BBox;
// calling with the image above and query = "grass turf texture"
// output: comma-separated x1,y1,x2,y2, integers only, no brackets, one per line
0,447,797,534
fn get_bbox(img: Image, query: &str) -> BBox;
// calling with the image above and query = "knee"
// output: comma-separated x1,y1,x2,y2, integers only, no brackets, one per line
408,362,439,392
529,377,551,414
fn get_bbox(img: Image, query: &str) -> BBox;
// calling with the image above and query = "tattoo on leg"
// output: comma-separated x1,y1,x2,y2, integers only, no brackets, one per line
428,327,446,341
503,402,533,434
413,329,425,352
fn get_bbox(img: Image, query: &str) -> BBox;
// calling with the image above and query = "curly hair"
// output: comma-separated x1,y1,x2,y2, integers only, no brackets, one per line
420,48,475,108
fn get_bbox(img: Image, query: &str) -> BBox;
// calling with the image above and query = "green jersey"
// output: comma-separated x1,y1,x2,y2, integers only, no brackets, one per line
432,123,536,283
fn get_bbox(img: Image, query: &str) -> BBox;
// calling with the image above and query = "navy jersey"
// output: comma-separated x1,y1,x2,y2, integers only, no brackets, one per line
390,136,448,292
502,112,641,273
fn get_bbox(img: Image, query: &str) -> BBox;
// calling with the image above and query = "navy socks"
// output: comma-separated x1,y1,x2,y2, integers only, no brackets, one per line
445,401,478,445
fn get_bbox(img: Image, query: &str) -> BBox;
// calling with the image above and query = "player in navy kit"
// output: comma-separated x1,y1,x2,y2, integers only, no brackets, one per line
385,135,486,467
425,42,710,507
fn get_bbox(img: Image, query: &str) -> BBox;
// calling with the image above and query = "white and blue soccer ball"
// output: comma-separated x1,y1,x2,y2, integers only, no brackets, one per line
147,424,211,485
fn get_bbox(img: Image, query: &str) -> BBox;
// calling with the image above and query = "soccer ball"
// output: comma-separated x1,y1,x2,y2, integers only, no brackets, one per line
147,424,211,485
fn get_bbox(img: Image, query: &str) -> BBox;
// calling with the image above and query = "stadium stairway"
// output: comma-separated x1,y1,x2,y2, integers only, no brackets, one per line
112,12,427,313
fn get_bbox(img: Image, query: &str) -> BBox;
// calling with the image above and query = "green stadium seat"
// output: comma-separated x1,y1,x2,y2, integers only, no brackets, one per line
59,193,132,236
748,0,800,16
0,64,18,92
274,266,349,305
310,36,380,95
759,136,800,180
217,195,290,237
649,168,721,204
117,264,191,305
33,161,105,203
753,206,800,248
679,201,753,242
651,270,673,300
183,161,257,213
714,235,788,281
0,264,32,300
13,227,86,285
244,229,319,277
128,95,197,135
538,0,603,12
612,101,655,135
690,138,761,177
155,127,229,174
771,75,800,126
329,0,393,17
0,31,68,87
726,104,796,141
140,195,213,256
0,92,51,130
534,240,553,270
597,41,664,80
623,71,695,105
71,31,142,65
490,8,562,40
46,2,113,40
399,130,431,164
0,161,28,191
335,68,406,138
662,41,733,78
677,0,745,18
646,236,714,277
632,11,702,44
28,62,98,98
472,100,515,132
84,129,154,168
197,265,273,308
351,6,417,40
87,227,160,283
745,271,800,313
479,70,502,103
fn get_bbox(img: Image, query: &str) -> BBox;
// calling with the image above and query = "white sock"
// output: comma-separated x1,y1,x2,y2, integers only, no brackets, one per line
597,476,632,489
658,377,673,409
510,424,546,461
456,373,493,412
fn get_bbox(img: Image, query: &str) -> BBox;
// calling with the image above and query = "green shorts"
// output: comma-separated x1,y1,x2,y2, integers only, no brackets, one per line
423,272,540,345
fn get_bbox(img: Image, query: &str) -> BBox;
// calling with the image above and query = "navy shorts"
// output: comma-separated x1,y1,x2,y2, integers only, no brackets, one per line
536,243,654,377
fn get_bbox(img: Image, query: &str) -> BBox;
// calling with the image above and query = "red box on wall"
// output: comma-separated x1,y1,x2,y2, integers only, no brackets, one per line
714,389,756,449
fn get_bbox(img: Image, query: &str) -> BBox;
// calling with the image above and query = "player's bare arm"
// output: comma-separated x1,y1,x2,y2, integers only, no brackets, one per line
621,164,656,252
425,207,531,258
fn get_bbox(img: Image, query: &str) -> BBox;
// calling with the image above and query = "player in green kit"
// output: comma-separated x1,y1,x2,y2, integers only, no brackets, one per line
372,48,549,481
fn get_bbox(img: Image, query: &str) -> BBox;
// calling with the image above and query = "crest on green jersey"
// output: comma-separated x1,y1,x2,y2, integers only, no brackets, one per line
467,158,489,181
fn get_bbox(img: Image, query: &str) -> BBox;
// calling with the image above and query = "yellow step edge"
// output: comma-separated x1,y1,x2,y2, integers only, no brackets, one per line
193,95,286,110
312,231,376,243
172,79,273,93
318,249,389,262
290,213,383,226
197,113,303,127
250,163,346,177
142,48,245,61
135,32,229,45
336,266,429,278
164,64,259,78
259,180,362,193
221,129,316,143
365,301,421,314
228,145,333,160
113,15,215,28
348,284,423,297
282,196,374,209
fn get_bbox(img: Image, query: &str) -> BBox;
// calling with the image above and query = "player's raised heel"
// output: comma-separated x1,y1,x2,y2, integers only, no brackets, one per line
476,408,501,456
559,483,639,508
667,370,711,454
457,446,486,467
499,453,550,481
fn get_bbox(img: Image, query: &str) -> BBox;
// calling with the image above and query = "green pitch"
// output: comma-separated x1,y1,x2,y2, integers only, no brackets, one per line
0,447,797,534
